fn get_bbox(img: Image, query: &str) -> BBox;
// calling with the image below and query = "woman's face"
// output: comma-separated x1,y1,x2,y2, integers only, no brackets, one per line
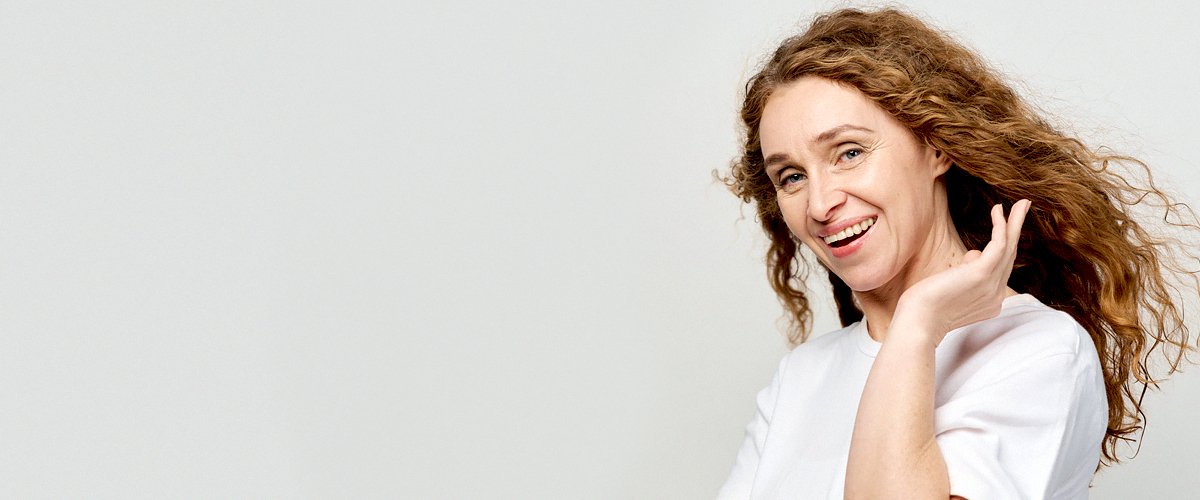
759,76,955,294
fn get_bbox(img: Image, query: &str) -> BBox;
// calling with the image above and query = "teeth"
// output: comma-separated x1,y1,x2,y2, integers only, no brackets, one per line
823,217,875,244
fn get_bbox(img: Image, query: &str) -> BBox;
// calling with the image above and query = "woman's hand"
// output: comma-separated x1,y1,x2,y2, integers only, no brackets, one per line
893,199,1031,346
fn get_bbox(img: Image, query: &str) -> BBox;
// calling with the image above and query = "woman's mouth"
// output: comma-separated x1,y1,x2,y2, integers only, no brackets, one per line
823,217,875,247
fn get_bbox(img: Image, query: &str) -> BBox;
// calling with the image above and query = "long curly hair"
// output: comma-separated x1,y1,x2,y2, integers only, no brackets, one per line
724,7,1199,467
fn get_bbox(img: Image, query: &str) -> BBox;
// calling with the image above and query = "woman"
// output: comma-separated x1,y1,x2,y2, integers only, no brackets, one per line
718,8,1197,499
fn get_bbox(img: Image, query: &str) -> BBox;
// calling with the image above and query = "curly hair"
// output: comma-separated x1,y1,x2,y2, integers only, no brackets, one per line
724,7,1199,468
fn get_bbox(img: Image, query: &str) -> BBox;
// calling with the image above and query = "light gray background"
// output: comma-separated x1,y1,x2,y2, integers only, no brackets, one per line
3,0,1198,498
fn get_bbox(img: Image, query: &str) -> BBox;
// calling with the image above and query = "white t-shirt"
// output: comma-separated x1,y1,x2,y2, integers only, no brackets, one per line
717,293,1108,499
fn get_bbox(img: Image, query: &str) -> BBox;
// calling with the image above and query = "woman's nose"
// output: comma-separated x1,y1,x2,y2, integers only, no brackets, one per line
806,176,847,222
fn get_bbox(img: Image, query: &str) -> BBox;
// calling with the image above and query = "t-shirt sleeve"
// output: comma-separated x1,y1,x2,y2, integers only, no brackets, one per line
934,349,1107,499
716,355,789,500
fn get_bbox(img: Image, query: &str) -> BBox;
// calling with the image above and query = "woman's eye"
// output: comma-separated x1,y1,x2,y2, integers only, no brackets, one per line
780,172,807,187
840,148,863,161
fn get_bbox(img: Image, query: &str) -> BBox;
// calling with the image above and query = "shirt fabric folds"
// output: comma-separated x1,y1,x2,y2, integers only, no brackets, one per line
717,293,1108,499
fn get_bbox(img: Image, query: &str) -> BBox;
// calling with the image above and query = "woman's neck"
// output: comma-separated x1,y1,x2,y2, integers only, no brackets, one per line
855,216,968,342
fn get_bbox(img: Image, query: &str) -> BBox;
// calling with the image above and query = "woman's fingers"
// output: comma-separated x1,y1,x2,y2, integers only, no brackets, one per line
1000,200,1030,269
973,201,1029,287
992,203,1007,244
996,199,1030,286
1005,200,1030,255
978,204,1008,263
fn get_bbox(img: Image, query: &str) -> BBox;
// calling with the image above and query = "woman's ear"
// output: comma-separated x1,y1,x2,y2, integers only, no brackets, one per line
931,148,953,177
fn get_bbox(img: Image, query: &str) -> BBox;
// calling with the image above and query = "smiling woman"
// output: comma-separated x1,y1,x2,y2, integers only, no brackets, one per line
761,77,963,295
717,7,1200,500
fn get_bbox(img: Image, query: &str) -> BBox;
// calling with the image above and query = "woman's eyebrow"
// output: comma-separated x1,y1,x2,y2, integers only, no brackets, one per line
763,124,874,169
813,124,874,144
764,153,791,170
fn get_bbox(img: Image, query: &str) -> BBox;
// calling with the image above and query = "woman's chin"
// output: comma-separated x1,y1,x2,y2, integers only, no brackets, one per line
837,273,889,294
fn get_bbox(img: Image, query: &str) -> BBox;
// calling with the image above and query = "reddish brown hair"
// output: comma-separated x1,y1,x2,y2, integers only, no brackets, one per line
724,7,1199,467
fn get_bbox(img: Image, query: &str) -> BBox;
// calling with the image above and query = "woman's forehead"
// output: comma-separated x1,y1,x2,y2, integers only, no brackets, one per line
761,77,897,149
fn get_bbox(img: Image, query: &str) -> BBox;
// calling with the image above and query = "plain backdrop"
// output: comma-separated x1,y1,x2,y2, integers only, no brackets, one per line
3,0,1199,498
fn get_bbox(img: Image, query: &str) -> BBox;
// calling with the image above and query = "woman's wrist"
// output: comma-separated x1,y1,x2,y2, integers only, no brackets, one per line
887,309,945,349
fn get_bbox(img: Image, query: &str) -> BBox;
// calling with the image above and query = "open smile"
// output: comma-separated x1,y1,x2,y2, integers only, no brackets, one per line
823,217,876,258
824,217,876,246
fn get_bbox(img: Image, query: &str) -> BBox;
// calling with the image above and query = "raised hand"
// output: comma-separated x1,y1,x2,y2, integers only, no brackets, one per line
893,199,1031,346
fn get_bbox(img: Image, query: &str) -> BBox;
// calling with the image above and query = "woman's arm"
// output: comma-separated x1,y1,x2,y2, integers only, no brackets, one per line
844,325,948,498
843,201,1030,499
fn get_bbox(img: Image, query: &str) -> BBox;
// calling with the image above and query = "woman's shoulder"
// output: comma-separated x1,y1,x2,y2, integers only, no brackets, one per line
988,293,1089,355
942,293,1097,373
935,294,1104,404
